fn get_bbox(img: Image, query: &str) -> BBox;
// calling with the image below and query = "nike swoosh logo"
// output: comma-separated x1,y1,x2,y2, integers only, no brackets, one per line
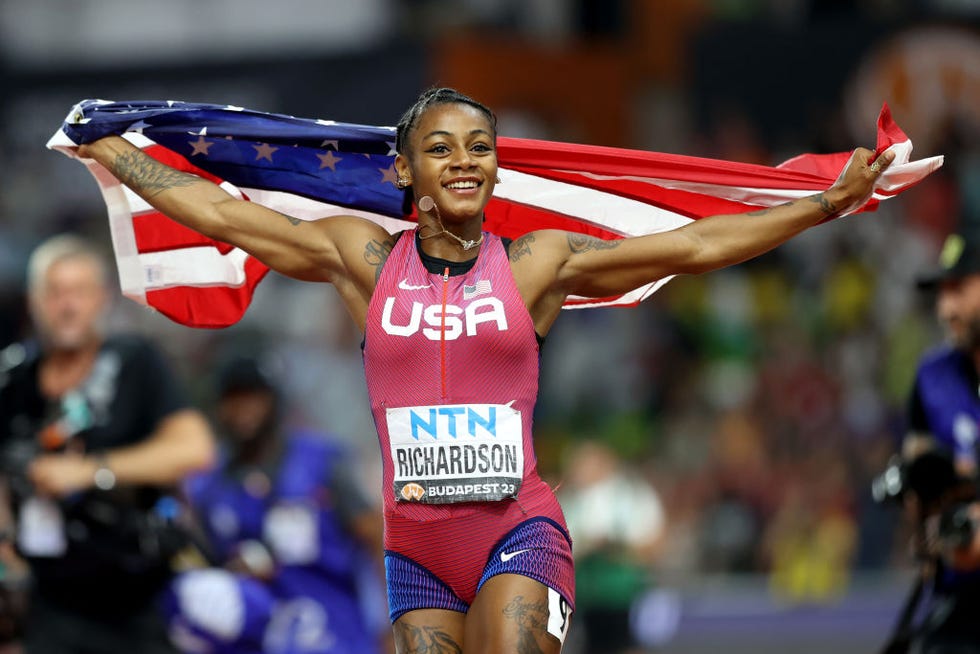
500,548,531,563
398,279,432,291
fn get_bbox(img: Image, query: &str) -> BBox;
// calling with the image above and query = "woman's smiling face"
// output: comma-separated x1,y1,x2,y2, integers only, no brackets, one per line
398,102,498,223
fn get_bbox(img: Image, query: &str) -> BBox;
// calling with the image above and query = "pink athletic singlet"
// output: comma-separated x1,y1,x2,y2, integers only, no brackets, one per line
362,230,574,618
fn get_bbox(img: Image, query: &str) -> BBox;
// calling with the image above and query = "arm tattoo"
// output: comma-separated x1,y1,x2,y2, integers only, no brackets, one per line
509,233,535,262
566,233,621,254
503,596,550,654
110,150,199,197
748,193,838,217
279,213,302,226
393,623,462,654
809,192,838,216
364,236,396,281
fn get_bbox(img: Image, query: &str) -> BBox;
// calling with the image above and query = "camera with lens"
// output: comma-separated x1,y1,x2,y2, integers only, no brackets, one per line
872,449,978,551
0,439,42,500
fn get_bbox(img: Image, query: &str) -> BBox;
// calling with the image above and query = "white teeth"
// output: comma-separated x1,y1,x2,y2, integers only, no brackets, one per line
446,180,479,189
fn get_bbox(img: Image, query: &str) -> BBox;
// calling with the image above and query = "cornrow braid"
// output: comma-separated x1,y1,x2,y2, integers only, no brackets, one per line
395,87,497,154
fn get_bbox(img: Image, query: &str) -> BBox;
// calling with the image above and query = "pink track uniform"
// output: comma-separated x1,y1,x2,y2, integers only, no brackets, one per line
362,231,574,618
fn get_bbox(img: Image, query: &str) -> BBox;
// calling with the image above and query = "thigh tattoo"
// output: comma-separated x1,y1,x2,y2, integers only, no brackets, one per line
503,595,558,654
393,623,463,654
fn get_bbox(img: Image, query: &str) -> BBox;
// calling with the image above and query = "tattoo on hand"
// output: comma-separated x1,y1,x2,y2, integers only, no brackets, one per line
809,192,838,216
509,233,535,262
393,623,462,654
566,233,620,254
365,236,396,281
503,596,549,654
111,151,198,197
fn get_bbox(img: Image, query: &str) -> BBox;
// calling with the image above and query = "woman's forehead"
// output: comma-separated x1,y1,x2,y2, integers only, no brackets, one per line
414,103,493,137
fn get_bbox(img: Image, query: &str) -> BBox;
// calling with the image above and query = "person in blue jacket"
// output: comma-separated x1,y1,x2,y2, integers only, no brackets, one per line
164,356,389,654
887,229,980,654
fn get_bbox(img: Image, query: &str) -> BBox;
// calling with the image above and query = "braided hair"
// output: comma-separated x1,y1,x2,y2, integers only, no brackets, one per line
395,88,497,155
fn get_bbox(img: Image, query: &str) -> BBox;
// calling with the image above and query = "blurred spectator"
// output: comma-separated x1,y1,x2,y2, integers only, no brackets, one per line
764,455,858,604
560,439,665,654
164,355,389,654
0,234,216,654
877,229,980,654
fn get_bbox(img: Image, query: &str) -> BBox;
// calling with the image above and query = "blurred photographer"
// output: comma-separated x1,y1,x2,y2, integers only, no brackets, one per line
0,234,215,654
163,355,389,654
878,230,980,654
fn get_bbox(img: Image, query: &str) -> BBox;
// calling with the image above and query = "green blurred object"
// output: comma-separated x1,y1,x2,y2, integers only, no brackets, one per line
575,550,652,610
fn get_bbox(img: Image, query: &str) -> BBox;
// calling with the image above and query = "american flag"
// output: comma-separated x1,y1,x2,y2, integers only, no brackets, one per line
463,280,493,301
48,100,942,329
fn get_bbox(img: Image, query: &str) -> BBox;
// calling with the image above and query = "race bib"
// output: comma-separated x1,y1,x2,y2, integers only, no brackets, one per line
18,496,67,557
387,403,524,504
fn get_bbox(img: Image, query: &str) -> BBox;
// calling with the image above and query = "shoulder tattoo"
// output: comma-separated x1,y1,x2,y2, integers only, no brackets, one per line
509,233,536,262
566,232,621,253
364,235,396,281
111,150,198,197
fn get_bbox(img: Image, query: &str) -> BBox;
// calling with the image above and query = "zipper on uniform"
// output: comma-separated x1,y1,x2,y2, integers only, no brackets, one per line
441,266,449,400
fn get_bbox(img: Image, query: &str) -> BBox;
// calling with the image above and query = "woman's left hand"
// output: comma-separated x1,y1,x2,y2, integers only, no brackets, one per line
825,147,895,216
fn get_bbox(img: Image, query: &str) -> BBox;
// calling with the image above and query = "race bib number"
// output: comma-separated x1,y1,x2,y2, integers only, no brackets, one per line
18,496,67,557
387,403,524,504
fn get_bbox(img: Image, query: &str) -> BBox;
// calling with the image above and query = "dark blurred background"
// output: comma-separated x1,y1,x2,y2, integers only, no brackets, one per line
2,1,979,652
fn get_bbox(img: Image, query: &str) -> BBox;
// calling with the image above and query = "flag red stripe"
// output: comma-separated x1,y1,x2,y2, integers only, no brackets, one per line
498,137,832,189
483,197,626,240
133,210,233,254
144,256,270,329
876,103,908,153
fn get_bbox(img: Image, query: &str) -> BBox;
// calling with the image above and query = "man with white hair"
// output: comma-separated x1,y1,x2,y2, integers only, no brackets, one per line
0,234,215,653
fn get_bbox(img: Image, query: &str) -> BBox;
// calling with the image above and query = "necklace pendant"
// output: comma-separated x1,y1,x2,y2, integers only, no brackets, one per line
462,239,477,250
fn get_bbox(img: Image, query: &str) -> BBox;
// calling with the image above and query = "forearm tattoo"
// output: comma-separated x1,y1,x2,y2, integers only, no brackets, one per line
110,150,198,197
392,623,462,654
747,192,838,218
503,596,550,654
809,192,838,216
509,233,535,262
566,233,620,254
364,236,396,281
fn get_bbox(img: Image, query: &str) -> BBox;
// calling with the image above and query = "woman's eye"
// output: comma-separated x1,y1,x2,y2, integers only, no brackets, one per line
427,144,449,154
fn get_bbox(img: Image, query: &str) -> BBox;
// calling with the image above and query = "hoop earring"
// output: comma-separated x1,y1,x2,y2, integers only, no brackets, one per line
496,176,501,184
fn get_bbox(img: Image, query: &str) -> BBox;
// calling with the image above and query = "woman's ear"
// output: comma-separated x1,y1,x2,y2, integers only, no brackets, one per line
394,154,412,189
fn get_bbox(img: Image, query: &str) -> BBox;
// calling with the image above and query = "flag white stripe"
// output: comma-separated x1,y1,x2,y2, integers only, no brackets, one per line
496,169,692,237
566,276,674,308
138,247,250,289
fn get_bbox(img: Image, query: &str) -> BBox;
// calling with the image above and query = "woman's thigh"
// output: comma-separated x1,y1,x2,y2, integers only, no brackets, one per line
393,608,465,654
463,574,570,654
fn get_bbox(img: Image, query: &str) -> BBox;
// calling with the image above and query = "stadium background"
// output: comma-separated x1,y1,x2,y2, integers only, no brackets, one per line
1,1,978,652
